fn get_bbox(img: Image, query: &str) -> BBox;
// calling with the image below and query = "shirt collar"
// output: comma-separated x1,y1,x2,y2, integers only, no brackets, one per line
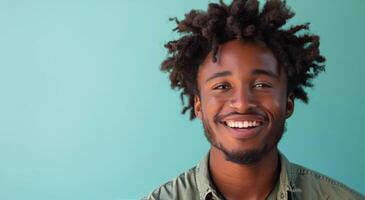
277,152,303,199
196,151,220,200
196,151,302,200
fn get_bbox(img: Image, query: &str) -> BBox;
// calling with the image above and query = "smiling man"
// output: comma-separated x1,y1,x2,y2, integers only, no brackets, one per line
143,0,364,200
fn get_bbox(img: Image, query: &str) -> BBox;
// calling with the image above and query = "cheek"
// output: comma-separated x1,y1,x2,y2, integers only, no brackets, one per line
260,93,287,117
201,95,226,119
275,97,288,117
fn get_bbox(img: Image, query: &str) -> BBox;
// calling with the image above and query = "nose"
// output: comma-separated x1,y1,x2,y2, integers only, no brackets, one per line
229,87,256,112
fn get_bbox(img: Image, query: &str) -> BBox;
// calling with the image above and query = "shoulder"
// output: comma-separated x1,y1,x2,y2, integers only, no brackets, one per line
141,167,200,200
290,162,365,200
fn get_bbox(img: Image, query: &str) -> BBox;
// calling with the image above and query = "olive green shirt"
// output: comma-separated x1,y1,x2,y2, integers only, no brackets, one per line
142,152,364,200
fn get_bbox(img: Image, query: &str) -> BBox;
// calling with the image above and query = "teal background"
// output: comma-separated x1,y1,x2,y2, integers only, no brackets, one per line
0,0,364,199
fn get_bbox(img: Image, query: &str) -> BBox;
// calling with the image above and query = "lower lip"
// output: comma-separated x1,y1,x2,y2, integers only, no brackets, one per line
221,123,264,139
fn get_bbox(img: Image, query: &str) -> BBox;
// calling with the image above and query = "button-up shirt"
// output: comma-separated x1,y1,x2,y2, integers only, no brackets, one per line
142,152,364,200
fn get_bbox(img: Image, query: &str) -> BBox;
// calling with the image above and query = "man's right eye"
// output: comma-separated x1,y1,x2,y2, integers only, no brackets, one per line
213,83,231,90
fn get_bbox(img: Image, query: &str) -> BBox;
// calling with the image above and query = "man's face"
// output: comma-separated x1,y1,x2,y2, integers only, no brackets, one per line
194,40,294,165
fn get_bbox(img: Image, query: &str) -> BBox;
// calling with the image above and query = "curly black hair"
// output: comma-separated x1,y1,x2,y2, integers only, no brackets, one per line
161,0,326,120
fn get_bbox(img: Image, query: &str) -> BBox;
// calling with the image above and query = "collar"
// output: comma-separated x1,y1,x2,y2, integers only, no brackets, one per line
277,152,303,199
196,151,302,200
196,151,221,200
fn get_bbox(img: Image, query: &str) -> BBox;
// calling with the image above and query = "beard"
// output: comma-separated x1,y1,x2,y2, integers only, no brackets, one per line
201,112,285,165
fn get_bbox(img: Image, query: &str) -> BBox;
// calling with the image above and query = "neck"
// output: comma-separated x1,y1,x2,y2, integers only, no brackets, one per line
209,147,280,200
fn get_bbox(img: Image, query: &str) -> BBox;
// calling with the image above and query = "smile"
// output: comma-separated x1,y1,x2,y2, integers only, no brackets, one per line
224,120,262,129
220,118,266,139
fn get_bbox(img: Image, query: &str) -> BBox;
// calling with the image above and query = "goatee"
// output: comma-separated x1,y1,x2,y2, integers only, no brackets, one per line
201,113,284,165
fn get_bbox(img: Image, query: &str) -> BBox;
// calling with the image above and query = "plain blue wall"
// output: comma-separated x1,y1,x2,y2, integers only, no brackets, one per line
0,0,364,199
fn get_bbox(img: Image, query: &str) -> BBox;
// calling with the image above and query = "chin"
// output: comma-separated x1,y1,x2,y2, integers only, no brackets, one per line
218,143,272,165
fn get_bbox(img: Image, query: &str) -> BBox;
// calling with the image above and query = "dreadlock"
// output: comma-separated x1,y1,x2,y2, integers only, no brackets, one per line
161,0,326,120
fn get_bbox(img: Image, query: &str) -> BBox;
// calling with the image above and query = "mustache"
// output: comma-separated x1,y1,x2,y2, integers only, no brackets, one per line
214,109,267,123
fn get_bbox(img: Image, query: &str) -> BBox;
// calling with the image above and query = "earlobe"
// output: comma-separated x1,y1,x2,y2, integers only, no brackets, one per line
286,94,295,118
194,95,202,120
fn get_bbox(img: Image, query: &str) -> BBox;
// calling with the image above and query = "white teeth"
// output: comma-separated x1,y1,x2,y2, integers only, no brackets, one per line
243,121,248,128
225,120,261,128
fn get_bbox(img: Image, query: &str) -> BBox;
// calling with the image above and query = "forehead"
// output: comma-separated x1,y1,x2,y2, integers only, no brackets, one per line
198,40,281,80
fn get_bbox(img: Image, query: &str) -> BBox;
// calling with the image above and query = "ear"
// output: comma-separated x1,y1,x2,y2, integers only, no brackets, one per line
194,95,202,120
286,93,294,119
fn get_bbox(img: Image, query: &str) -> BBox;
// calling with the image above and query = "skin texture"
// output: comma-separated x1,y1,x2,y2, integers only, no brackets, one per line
194,40,294,200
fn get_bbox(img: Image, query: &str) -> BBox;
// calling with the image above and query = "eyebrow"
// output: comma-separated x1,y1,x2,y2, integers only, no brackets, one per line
252,69,279,79
205,68,279,83
205,71,232,83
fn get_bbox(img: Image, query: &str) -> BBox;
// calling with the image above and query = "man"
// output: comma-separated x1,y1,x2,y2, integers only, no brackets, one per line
143,0,364,199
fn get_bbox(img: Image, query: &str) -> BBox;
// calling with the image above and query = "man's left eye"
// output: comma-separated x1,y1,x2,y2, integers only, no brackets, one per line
253,83,271,89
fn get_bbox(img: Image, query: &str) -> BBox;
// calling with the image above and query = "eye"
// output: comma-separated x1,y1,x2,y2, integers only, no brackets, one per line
213,83,231,90
253,82,271,89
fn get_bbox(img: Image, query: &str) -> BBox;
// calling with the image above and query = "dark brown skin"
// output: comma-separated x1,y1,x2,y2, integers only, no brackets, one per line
194,40,294,200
